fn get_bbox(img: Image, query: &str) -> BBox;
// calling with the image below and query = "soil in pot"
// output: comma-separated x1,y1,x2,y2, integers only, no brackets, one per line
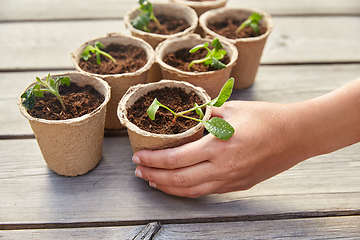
163,48,230,72
127,87,205,134
208,18,267,39
147,15,190,35
27,83,105,120
78,43,147,75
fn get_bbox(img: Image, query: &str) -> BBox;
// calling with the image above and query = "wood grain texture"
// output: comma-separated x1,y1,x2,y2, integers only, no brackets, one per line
155,216,360,239
1,0,359,21
4,64,360,136
1,16,359,71
0,137,359,225
1,216,359,239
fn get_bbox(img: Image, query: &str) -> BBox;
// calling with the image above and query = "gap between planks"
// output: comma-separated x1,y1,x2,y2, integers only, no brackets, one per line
1,209,360,231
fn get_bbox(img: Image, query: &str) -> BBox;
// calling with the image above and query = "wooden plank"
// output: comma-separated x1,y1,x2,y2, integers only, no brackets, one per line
1,17,360,71
155,216,360,239
0,137,359,225
2,64,360,137
1,0,359,21
1,216,360,239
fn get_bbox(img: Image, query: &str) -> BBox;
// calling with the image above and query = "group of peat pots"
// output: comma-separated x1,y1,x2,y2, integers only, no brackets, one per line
18,0,274,177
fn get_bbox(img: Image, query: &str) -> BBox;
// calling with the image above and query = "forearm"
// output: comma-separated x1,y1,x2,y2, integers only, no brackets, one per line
290,78,360,159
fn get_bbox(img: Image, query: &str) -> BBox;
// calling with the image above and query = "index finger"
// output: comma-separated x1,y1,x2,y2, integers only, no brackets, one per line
133,133,216,169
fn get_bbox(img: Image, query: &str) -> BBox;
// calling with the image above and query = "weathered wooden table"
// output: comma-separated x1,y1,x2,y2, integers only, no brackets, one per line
1,0,360,238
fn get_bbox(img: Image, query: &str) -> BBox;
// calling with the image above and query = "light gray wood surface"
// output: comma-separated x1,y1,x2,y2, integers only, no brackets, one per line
1,216,359,239
3,64,360,136
1,16,360,70
1,137,359,225
1,0,359,21
1,0,359,238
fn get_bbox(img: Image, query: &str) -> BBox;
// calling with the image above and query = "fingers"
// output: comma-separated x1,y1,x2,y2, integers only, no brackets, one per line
149,180,225,198
135,160,216,188
133,134,215,169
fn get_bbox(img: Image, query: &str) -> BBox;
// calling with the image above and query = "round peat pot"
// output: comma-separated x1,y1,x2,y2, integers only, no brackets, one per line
117,80,211,153
124,2,198,48
71,33,155,130
155,34,238,99
124,3,198,83
170,0,228,16
199,7,274,89
18,72,111,177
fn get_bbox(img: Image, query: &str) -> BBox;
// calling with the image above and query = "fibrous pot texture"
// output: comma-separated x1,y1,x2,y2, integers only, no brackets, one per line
169,0,227,16
71,33,155,130
18,72,111,176
155,34,238,98
118,80,211,153
199,7,274,89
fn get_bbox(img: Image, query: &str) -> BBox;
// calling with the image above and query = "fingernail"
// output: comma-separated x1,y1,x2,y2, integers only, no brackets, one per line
135,169,142,178
132,155,141,164
149,182,157,188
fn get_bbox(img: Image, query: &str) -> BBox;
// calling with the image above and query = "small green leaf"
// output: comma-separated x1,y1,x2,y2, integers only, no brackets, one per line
211,57,226,69
212,38,223,52
209,77,234,107
194,103,204,120
147,98,161,120
203,117,234,140
21,88,37,110
96,52,101,65
95,41,104,49
59,76,70,87
189,43,208,53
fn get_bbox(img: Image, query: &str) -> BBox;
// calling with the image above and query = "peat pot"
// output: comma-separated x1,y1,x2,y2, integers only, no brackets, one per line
199,7,274,89
170,0,228,16
117,80,211,153
124,2,198,83
155,34,238,98
71,33,155,130
18,72,111,177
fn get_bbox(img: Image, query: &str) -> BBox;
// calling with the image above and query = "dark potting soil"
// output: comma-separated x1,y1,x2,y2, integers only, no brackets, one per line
78,43,147,75
27,83,105,120
147,14,190,35
127,87,205,134
208,18,267,39
163,47,230,72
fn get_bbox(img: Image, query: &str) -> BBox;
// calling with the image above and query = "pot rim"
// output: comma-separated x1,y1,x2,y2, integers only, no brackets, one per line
118,79,212,139
18,71,111,125
124,2,198,39
155,33,238,76
71,33,155,78
170,0,227,7
199,7,274,44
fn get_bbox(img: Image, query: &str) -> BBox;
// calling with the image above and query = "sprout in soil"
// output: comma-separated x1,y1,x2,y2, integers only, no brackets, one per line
235,12,263,36
188,38,227,70
21,73,70,111
81,41,117,65
147,77,235,140
131,0,161,32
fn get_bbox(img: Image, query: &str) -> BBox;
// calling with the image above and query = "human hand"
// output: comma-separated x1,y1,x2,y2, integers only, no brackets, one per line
132,100,310,198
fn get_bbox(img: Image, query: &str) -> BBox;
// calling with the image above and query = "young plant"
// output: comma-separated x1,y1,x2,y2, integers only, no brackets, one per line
81,41,116,65
131,0,161,32
21,73,70,111
188,38,227,70
235,12,263,36
147,78,235,140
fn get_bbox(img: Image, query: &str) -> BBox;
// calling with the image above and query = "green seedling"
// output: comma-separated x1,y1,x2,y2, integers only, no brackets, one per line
81,41,116,65
188,38,227,70
131,0,161,32
235,12,263,35
147,78,235,140
21,74,70,111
